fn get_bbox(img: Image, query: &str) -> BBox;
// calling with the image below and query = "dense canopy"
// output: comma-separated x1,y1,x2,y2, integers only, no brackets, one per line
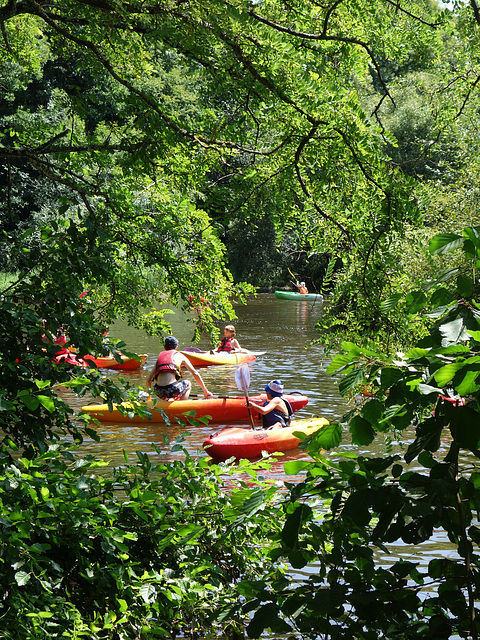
3,0,480,638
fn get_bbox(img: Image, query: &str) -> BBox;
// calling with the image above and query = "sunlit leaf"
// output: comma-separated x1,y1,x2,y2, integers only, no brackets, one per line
429,233,463,255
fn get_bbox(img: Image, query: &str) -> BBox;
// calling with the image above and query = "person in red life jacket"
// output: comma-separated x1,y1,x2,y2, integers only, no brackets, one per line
295,281,309,295
248,380,293,430
146,335,213,401
212,325,243,353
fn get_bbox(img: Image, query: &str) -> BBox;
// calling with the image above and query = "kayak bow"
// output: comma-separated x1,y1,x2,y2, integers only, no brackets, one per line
203,416,329,461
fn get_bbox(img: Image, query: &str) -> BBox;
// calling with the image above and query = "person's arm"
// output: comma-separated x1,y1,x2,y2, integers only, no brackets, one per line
179,354,213,398
145,364,156,389
248,399,277,415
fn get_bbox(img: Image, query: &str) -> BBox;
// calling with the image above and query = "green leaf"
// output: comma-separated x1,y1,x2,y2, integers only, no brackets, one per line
418,383,443,396
456,370,480,396
439,318,470,345
282,505,304,549
434,363,466,386
20,395,39,411
339,366,367,395
34,379,51,390
361,399,383,424
247,603,286,638
38,395,55,412
15,571,31,586
313,588,345,614
405,290,427,314
457,274,473,298
349,415,375,446
379,367,404,387
326,353,358,375
454,407,480,451
283,460,312,475
380,293,402,312
429,233,463,255
305,423,342,452
139,584,157,604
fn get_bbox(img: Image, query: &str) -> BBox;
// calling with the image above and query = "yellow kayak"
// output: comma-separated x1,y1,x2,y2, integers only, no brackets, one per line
181,349,257,367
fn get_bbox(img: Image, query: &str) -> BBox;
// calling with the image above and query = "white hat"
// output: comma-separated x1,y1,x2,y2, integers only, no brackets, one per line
265,380,284,397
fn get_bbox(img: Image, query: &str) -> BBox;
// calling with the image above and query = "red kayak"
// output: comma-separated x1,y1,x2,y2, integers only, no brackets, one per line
54,351,147,370
203,417,329,461
81,393,309,424
83,354,148,371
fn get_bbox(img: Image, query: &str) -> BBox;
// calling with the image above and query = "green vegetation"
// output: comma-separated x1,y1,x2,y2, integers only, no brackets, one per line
2,0,480,637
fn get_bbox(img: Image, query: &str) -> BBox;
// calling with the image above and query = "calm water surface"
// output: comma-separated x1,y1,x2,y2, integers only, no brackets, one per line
67,293,459,577
69,293,349,469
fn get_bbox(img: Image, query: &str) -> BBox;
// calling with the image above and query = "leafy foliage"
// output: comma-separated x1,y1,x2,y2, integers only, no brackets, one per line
0,440,284,639
238,227,480,638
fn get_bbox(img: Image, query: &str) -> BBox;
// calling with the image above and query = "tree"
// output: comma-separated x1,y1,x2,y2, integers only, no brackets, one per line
238,227,480,639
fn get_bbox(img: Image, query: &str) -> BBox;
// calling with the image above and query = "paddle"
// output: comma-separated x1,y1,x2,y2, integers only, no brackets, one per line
235,364,256,429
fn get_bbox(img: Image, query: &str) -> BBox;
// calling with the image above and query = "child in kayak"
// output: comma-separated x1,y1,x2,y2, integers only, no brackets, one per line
248,380,293,430
212,325,244,353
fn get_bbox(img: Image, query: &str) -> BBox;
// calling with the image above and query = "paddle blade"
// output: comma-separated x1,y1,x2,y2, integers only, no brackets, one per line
235,364,250,395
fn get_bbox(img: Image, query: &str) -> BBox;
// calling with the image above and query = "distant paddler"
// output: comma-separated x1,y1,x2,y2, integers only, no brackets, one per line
146,335,213,401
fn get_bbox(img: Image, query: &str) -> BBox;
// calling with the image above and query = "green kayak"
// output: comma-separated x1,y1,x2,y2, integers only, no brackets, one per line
275,291,323,302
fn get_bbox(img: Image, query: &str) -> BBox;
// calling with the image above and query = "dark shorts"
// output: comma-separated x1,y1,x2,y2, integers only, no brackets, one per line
153,379,191,400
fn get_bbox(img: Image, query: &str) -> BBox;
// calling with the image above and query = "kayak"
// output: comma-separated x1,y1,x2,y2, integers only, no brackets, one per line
83,354,148,371
81,393,309,424
203,416,329,461
275,291,323,302
181,349,257,367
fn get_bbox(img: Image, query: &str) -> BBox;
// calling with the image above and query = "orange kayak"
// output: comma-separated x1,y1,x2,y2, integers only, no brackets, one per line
81,393,308,424
203,417,329,461
83,354,148,371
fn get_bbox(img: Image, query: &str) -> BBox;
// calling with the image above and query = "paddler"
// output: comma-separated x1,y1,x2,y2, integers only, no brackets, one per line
146,336,213,401
212,324,244,353
248,380,293,430
295,281,309,294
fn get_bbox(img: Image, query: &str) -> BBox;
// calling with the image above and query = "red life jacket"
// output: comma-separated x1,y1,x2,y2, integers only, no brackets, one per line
154,350,181,379
218,336,234,352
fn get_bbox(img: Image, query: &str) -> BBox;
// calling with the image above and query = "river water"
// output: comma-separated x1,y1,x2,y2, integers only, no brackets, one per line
66,293,460,613
68,293,350,470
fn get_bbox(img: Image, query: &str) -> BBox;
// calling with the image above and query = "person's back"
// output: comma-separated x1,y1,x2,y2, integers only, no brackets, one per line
146,335,212,401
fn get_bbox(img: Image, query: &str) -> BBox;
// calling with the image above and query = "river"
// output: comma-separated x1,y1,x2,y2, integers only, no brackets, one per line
66,292,460,617
68,293,350,470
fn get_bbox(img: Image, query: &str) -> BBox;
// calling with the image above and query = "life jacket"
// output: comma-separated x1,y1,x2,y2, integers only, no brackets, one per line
299,286,308,294
218,336,234,352
154,350,181,380
262,399,293,428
